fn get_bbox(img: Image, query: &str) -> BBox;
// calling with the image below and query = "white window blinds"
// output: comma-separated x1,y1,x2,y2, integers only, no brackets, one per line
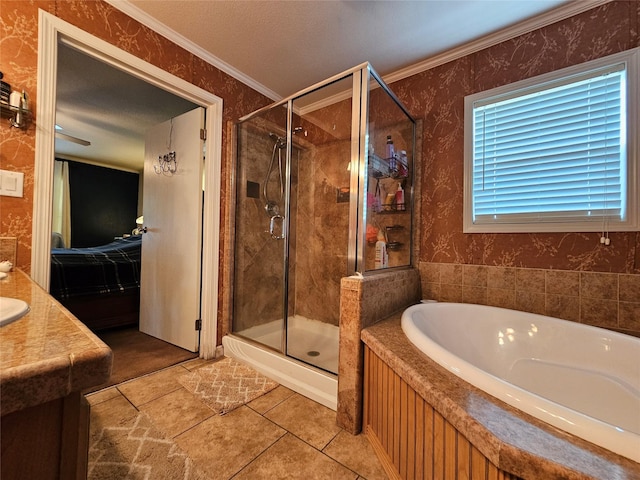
471,63,626,226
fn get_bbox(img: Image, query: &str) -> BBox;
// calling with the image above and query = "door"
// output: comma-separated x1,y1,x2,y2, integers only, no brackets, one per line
140,108,204,352
231,113,287,351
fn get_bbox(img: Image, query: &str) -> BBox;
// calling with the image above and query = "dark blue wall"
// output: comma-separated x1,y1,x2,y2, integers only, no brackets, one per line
64,160,139,247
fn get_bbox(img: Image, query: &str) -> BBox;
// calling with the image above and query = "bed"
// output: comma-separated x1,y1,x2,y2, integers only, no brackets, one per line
50,236,142,331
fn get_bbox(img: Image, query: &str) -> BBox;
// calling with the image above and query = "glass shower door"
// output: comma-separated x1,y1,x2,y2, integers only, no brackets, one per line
285,75,354,374
233,108,288,352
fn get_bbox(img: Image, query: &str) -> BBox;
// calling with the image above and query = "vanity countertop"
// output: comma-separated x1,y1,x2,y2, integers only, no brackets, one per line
0,269,112,416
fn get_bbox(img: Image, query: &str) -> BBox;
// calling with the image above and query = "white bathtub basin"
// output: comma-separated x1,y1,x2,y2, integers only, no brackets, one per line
401,302,640,463
0,297,30,327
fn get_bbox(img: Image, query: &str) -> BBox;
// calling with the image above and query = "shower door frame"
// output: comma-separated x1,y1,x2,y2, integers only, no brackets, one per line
356,65,417,276
233,67,364,366
232,62,415,365
280,99,294,355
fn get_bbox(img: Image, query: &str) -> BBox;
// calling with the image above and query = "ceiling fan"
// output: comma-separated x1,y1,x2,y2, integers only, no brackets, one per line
54,125,91,146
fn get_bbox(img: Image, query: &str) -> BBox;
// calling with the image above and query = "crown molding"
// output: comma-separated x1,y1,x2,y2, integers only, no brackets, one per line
104,0,281,101
106,0,610,105
294,0,613,115
383,0,612,85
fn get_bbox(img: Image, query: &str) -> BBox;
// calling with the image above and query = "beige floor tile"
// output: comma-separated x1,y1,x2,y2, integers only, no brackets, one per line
324,431,387,480
85,386,120,406
117,364,189,407
89,403,208,480
138,386,216,438
181,357,212,371
264,393,341,450
247,385,295,414
89,393,140,438
175,405,285,479
234,433,358,480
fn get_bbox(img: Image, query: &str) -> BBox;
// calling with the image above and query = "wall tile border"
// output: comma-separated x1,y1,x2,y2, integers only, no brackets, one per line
419,262,640,337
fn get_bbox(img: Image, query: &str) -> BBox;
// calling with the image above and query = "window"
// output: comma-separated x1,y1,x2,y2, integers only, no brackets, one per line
464,48,638,233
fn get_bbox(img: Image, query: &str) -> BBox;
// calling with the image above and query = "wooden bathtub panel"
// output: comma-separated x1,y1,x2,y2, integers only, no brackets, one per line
444,421,457,478
364,346,522,480
433,411,445,478
382,356,389,451
391,368,399,471
406,386,416,480
457,434,471,480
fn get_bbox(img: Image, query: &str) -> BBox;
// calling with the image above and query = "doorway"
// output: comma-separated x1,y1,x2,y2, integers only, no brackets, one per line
52,43,202,350
32,11,223,359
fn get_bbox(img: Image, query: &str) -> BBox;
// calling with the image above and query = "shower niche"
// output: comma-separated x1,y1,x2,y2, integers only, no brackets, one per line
229,63,415,407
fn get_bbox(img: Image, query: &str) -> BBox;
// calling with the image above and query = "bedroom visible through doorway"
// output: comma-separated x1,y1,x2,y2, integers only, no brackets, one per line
51,42,201,356
32,11,224,368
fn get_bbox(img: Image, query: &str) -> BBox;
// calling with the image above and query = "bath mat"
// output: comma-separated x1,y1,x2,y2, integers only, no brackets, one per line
88,411,209,480
178,357,279,415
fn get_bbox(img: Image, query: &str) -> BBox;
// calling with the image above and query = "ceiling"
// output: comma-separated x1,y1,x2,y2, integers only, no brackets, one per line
56,0,602,171
55,43,197,171
123,0,576,99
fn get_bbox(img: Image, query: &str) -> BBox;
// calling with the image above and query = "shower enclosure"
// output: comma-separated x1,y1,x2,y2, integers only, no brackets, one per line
227,63,415,408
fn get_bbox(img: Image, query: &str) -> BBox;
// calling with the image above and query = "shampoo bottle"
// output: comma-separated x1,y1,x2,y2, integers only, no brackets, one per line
395,183,405,211
385,135,395,158
386,135,396,174
374,230,388,269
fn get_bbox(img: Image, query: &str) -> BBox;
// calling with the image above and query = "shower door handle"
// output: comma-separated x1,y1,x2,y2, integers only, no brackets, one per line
269,214,285,240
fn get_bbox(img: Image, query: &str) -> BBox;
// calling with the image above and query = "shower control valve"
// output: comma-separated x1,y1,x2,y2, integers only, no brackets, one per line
265,201,280,216
269,214,285,240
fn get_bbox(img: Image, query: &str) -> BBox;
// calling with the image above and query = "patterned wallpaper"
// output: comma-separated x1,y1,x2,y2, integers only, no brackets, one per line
1,1,638,312
0,0,272,272
392,0,640,274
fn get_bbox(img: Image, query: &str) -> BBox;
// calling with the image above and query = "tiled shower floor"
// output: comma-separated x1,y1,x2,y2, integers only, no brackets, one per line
86,358,387,479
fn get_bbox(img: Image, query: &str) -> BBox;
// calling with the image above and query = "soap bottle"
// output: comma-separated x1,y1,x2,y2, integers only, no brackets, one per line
386,135,396,174
395,183,405,211
374,230,388,269
384,192,396,211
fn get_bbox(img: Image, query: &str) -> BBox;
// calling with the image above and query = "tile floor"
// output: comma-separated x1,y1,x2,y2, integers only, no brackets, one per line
86,358,388,480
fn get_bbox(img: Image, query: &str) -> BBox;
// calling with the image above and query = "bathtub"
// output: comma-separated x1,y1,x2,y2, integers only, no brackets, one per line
401,302,640,464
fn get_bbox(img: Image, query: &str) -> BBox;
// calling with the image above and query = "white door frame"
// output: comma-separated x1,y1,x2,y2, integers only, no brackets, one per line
32,11,222,358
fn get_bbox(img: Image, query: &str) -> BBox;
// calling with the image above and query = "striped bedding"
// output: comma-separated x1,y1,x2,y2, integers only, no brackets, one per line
50,236,141,299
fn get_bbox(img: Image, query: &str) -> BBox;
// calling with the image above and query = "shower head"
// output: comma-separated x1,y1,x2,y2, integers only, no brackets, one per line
269,127,307,149
269,132,286,149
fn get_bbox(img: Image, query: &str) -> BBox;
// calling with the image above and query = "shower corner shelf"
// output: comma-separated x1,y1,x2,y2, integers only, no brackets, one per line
368,153,409,180
368,153,388,178
377,204,407,214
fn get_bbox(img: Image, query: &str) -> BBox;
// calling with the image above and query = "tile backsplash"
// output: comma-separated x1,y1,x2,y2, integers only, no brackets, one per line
419,262,640,337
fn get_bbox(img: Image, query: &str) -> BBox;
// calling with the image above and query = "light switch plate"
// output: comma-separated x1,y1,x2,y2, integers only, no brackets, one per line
0,170,24,198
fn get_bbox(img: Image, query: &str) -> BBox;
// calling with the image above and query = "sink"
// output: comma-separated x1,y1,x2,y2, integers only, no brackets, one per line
0,297,30,327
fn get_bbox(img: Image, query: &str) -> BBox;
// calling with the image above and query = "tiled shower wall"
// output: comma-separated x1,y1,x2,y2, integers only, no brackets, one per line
419,262,640,337
231,115,352,332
